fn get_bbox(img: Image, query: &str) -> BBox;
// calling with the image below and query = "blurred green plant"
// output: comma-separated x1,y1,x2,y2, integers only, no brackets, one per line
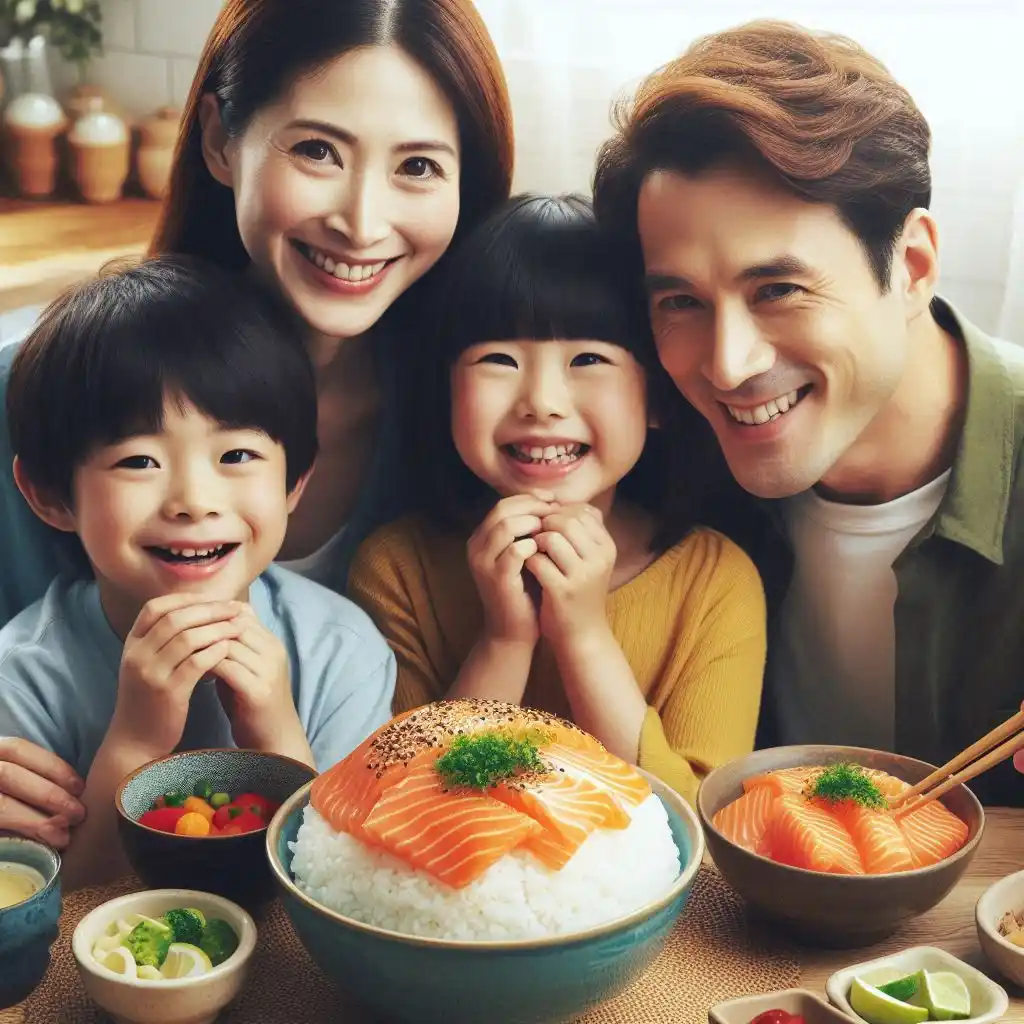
1,0,103,65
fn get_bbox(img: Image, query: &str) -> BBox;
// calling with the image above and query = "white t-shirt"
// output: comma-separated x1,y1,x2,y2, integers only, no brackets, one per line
771,471,950,750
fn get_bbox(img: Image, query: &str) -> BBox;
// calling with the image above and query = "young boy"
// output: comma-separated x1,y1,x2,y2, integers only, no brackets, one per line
0,256,396,887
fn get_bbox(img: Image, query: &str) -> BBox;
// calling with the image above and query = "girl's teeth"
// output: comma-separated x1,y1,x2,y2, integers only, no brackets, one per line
512,443,584,464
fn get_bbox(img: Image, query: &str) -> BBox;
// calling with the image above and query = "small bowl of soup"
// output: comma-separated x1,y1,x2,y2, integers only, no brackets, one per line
0,836,62,1009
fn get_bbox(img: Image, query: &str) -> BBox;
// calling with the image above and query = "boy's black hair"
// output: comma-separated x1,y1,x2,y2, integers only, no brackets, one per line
410,193,720,550
8,254,318,506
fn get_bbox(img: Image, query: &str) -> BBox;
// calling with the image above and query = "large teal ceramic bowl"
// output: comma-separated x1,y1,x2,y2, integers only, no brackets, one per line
267,770,703,1024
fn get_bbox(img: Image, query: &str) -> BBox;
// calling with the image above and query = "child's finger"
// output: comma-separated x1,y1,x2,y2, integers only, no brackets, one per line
495,537,538,577
158,619,246,675
140,601,243,653
478,515,543,564
540,513,601,559
535,530,583,575
524,552,561,589
479,495,555,533
166,639,233,691
130,592,225,639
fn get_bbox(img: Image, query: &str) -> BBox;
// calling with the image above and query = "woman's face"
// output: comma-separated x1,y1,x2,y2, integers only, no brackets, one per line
206,44,462,341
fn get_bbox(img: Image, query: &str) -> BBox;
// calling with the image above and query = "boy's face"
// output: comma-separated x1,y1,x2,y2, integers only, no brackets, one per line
450,338,649,516
638,162,920,499
68,397,302,632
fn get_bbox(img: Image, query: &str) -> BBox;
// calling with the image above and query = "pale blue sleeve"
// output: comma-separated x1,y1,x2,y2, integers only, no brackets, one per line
0,342,70,626
0,670,76,768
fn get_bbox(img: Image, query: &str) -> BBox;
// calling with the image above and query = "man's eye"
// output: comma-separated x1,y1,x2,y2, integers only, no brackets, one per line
116,455,157,469
222,449,259,465
656,294,701,313
757,282,801,302
293,139,337,164
478,353,518,367
570,353,608,367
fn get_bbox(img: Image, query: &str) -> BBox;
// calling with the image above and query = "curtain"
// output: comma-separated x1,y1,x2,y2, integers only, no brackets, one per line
473,0,1024,341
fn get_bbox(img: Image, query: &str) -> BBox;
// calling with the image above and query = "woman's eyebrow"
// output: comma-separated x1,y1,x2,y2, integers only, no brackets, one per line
288,119,456,157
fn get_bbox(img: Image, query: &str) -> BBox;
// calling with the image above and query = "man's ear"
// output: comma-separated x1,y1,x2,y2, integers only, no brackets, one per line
199,93,234,188
286,467,313,515
13,457,76,533
895,208,940,320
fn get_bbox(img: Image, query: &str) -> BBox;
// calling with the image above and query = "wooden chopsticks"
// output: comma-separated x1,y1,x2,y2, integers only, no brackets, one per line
889,707,1024,818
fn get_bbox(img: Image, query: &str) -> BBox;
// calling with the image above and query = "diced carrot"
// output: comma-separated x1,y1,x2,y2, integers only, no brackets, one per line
183,796,215,822
174,811,212,836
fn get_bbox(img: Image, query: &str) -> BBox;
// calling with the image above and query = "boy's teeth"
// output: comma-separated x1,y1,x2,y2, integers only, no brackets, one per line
726,389,802,425
167,545,223,558
308,246,386,282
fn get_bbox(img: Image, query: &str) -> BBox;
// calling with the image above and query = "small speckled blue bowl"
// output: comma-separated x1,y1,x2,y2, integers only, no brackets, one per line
0,837,62,1009
267,770,703,1024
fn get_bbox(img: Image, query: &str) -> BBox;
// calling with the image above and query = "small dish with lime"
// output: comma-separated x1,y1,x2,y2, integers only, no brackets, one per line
825,946,1008,1024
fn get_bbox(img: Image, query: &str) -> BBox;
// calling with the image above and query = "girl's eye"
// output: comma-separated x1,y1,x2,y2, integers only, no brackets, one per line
478,353,518,368
293,139,338,165
570,352,609,368
756,282,801,302
221,449,259,465
400,156,442,180
656,294,701,313
116,455,157,470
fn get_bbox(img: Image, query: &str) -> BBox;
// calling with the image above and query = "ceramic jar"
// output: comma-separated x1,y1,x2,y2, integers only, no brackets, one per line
67,99,131,204
136,106,180,200
2,92,67,198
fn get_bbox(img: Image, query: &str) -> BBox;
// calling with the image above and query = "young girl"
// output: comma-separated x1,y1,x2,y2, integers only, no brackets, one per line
349,195,766,804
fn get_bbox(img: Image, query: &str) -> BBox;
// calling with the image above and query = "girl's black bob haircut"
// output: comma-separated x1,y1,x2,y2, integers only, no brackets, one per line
8,254,319,506
410,193,715,550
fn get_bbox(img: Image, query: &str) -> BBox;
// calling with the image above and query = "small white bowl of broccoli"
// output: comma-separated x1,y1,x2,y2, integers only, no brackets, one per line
72,888,256,1024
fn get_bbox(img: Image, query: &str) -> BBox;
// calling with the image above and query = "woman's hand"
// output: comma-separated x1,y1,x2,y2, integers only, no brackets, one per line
467,492,557,647
527,503,616,649
0,737,85,848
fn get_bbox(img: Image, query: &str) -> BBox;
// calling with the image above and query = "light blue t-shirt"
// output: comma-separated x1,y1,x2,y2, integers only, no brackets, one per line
0,564,396,775
0,318,411,625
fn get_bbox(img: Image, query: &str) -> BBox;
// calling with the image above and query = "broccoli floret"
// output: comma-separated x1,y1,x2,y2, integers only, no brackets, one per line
199,918,239,967
125,919,173,969
162,908,205,946
192,779,215,801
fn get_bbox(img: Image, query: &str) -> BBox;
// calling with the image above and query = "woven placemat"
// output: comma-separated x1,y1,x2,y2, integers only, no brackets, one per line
13,866,799,1023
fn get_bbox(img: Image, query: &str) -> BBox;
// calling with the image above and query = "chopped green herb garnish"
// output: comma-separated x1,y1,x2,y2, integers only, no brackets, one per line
436,730,547,789
811,763,887,809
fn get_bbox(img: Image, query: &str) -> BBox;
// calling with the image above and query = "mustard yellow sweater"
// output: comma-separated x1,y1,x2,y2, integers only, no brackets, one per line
348,518,767,805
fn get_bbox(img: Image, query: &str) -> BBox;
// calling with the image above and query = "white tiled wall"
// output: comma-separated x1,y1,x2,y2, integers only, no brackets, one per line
52,0,218,118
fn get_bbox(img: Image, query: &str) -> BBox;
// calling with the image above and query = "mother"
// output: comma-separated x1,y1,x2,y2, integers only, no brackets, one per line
0,0,514,844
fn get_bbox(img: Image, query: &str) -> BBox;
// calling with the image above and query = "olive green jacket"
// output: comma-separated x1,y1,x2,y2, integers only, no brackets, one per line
749,300,1024,806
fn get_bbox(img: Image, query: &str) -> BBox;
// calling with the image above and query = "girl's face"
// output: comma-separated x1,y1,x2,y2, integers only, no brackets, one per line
450,339,649,515
207,44,462,342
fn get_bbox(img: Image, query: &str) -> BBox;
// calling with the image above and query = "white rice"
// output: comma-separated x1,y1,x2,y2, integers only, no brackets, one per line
289,793,681,941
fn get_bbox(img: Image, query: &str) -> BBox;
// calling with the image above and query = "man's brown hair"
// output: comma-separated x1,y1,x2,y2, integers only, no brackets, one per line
593,20,932,288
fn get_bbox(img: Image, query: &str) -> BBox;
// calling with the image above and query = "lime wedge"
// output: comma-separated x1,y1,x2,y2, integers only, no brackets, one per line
850,978,929,1024
915,971,971,1021
97,945,139,979
878,974,920,1003
161,942,213,979
137,965,162,980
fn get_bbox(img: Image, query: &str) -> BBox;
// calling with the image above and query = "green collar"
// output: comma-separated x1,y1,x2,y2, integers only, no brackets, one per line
926,299,1016,565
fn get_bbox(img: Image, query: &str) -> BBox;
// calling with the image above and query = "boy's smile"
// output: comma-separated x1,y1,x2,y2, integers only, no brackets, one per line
63,396,304,637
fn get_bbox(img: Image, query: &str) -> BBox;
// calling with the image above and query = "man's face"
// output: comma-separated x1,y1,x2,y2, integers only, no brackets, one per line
638,163,915,499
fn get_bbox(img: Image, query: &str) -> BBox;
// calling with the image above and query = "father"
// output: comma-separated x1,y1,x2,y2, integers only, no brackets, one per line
594,20,1024,804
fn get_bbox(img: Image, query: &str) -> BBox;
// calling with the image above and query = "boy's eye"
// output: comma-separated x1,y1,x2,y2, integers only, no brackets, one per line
293,139,338,165
221,449,260,465
399,156,443,180
116,455,157,470
570,352,609,367
478,353,518,368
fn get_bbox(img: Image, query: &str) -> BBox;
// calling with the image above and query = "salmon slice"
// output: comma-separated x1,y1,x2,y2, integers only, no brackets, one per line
743,765,822,797
491,768,630,869
712,785,777,854
765,794,865,874
831,801,915,873
543,743,651,807
360,760,543,888
897,800,970,867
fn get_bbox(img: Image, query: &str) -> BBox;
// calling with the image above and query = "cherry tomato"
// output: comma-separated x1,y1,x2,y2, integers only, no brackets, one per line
750,1011,802,1024
212,803,242,831
139,807,188,833
229,810,267,834
233,793,273,818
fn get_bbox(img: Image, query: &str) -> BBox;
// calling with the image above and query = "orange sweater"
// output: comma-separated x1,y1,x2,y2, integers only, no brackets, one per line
349,518,766,805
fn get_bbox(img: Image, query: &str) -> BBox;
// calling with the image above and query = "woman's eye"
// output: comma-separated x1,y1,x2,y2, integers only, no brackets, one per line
756,282,801,302
476,352,518,368
656,294,701,313
114,455,157,470
293,139,337,164
400,156,442,179
222,449,259,465
570,352,608,367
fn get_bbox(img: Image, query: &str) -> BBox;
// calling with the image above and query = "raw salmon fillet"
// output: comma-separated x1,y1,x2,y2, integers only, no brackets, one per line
711,764,971,876
310,699,652,887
